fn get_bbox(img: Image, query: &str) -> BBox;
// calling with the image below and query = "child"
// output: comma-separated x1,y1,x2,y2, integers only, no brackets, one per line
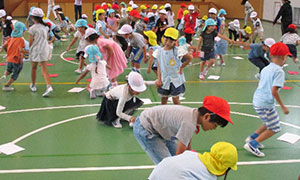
239,25,252,43
207,8,221,32
0,22,27,91
28,8,53,97
215,9,228,66
280,24,300,68
140,5,147,18
96,71,146,128
194,15,206,36
155,28,192,105
196,19,233,80
146,13,156,31
46,22,55,61
250,11,264,43
106,9,118,41
0,9,13,48
120,2,127,18
177,37,195,62
244,42,290,157
143,30,160,75
177,10,189,34
66,19,89,74
75,45,110,99
228,19,240,41
54,5,69,37
118,24,147,73
95,9,109,39
165,3,175,28
241,0,254,27
154,9,168,45
148,142,238,180
133,96,234,164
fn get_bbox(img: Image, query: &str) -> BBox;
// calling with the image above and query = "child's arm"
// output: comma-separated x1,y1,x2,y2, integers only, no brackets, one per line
58,14,63,23
19,47,24,63
272,86,289,114
142,46,147,63
176,141,189,155
29,34,34,47
147,49,154,74
296,40,300,46
66,37,78,52
196,36,203,51
0,41,8,52
155,61,162,88
75,70,89,84
125,45,131,58
49,36,55,44
179,54,192,74
234,40,251,47
218,33,233,44
99,28,109,39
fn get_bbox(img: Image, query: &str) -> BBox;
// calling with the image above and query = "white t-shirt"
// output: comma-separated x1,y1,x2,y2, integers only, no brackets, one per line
86,61,109,90
252,18,263,32
74,0,82,5
74,31,88,53
167,12,175,27
280,33,300,45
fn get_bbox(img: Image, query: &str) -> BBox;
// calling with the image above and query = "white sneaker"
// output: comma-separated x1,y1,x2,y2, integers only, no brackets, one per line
245,136,264,149
74,69,82,74
90,89,96,99
42,86,53,97
199,74,204,80
30,84,37,92
220,61,225,66
112,118,122,128
244,143,265,157
2,86,14,91
254,73,260,80
129,121,134,127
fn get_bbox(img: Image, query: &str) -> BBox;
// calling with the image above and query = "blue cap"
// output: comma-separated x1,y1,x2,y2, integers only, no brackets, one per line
218,9,227,16
203,18,217,32
120,2,127,8
178,37,187,46
108,9,115,15
84,45,103,63
11,22,26,37
29,6,36,15
75,19,89,28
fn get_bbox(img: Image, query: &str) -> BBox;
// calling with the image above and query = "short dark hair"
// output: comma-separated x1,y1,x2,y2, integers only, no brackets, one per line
286,27,297,34
198,107,228,127
184,33,193,44
86,33,99,42
241,0,248,5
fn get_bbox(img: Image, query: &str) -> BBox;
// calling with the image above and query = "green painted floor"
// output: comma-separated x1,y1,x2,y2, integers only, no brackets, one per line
0,20,300,180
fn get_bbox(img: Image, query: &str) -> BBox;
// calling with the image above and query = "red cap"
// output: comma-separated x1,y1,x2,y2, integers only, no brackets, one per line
180,3,186,8
288,24,297,30
203,96,233,124
94,5,101,10
112,4,119,9
143,17,149,22
46,22,51,27
184,27,195,34
129,9,141,19
270,42,292,56
102,4,108,10
146,5,150,9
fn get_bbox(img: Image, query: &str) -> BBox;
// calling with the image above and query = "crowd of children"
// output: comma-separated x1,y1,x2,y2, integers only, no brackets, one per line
0,0,298,178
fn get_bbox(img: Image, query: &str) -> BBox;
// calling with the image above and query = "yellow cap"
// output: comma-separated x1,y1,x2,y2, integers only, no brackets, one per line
107,3,112,8
152,5,158,10
140,5,146,10
126,7,133,12
96,9,105,21
144,31,158,46
198,142,238,176
159,5,165,10
244,26,252,34
183,10,189,16
164,27,179,40
202,15,208,21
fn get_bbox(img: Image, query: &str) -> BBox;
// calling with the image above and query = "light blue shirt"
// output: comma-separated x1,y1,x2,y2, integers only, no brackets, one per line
148,151,217,180
157,47,185,89
248,43,270,60
253,63,285,108
96,20,107,36
149,45,160,67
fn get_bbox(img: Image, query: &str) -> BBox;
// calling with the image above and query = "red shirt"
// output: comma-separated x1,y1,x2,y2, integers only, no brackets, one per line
184,12,199,30
177,8,184,20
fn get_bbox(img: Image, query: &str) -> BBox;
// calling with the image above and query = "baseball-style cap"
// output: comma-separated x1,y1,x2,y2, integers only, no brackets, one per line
159,9,167,15
112,4,120,10
102,4,108,10
263,38,276,48
203,96,232,124
31,8,44,17
288,24,297,30
53,5,60,11
270,42,292,56
84,28,97,39
118,24,133,34
180,3,186,8
75,19,89,28
94,5,101,10
198,142,238,176
6,16,12,20
233,19,240,28
0,9,6,18
147,12,154,18
152,4,158,10
129,9,141,19
11,21,26,38
203,18,217,32
132,4,138,9
128,72,147,92
208,8,217,14
81,14,88,18
144,30,157,46
250,11,257,18
188,5,195,10
184,27,195,34
164,27,179,40
164,3,171,8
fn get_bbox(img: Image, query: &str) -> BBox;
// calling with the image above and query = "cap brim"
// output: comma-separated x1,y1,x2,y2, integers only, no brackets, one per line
118,29,129,34
131,84,147,92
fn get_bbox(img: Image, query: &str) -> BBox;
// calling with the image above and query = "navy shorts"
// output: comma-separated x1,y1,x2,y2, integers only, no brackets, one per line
201,51,215,61
131,47,144,64
6,62,23,80
158,83,185,97
286,44,297,58
76,51,85,59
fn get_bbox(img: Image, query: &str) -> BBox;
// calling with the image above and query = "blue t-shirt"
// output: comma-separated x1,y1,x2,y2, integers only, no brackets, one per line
253,63,285,108
248,43,270,60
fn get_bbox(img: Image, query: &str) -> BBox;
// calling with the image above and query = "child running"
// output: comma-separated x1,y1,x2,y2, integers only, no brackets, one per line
244,42,290,157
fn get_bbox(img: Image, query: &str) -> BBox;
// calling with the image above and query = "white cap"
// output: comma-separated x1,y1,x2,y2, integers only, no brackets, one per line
250,11,257,18
128,72,146,92
159,9,167,15
208,8,217,14
132,4,138,9
82,14,88,18
264,38,276,48
152,4,158,9
147,12,154,18
53,5,60,11
31,8,44,17
188,5,194,10
118,24,133,34
164,3,171,8
129,1,134,5
101,2,107,6
0,9,6,18
84,28,97,39
6,16,12,20
233,19,240,28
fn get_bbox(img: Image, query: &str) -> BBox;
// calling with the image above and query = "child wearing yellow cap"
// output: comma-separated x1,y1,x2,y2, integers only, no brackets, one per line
148,142,238,180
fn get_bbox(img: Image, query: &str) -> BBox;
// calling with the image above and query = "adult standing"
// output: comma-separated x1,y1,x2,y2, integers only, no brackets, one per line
47,0,57,19
273,0,293,35
241,0,254,28
74,0,82,21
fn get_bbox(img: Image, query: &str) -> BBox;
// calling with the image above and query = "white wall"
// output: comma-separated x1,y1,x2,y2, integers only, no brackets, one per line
263,0,300,22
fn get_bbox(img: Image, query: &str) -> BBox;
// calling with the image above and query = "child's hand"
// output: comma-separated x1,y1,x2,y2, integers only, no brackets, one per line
129,116,136,123
147,67,151,74
178,66,184,74
155,79,162,88
75,80,79,84
282,106,289,114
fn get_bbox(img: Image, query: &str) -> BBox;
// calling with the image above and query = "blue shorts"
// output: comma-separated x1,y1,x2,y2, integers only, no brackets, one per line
158,83,185,97
131,47,144,64
201,51,215,61
215,39,228,55
254,106,281,133
6,62,23,80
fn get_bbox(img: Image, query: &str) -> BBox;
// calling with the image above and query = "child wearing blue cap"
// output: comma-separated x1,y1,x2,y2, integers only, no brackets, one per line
196,18,233,80
54,6,69,37
75,45,110,99
107,9,118,41
1,22,28,91
66,19,89,74
215,9,228,66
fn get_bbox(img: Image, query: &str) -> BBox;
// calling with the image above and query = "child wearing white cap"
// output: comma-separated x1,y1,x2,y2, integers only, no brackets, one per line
46,0,57,19
0,9,13,48
96,71,146,128
250,11,264,43
154,9,168,44
228,19,240,41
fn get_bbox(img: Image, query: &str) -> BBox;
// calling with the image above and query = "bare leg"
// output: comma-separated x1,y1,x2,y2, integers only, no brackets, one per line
5,78,14,87
31,62,38,85
207,59,215,68
172,96,180,104
200,61,205,73
40,61,51,85
255,124,267,135
79,56,85,70
255,129,276,143
161,97,168,105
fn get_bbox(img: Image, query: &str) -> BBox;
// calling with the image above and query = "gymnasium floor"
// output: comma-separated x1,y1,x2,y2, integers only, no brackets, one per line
0,20,300,180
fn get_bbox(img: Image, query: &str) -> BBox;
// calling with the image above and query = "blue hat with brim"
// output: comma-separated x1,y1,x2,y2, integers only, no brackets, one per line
178,37,187,46
75,19,89,28
203,18,217,32
11,21,27,37
108,9,115,15
120,2,127,8
218,9,227,16
29,6,36,15
84,45,103,63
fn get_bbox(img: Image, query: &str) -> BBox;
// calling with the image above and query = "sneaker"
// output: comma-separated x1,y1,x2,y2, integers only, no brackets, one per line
30,84,37,92
203,70,209,77
244,143,265,157
129,121,134,127
199,74,205,80
112,118,122,128
2,86,14,91
74,69,82,74
42,86,53,97
245,136,265,149
90,89,96,99
220,61,225,66
254,73,260,80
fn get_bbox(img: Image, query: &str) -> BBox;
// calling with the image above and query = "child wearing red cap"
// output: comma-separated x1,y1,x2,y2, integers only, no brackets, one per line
244,42,290,157
176,3,186,29
280,24,300,69
133,96,233,164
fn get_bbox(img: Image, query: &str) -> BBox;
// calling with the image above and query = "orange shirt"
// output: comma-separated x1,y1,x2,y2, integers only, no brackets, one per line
177,8,184,20
5,37,25,64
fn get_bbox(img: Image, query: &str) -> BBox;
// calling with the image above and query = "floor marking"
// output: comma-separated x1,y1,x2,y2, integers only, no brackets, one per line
60,50,79,65
0,159,299,174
